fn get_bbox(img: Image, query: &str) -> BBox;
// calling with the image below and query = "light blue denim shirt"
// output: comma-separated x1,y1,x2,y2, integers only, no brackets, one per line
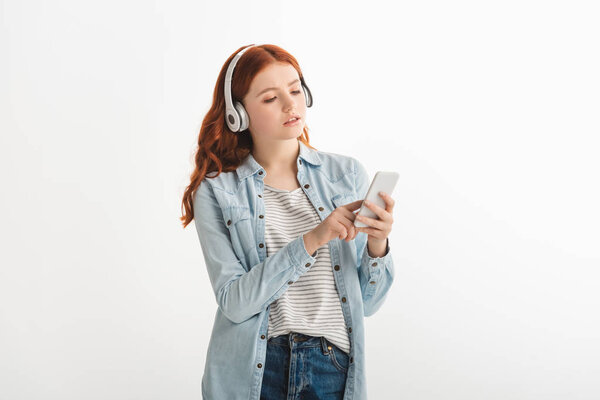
192,140,395,399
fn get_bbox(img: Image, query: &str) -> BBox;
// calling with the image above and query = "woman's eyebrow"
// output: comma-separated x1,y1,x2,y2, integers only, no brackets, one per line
256,79,300,97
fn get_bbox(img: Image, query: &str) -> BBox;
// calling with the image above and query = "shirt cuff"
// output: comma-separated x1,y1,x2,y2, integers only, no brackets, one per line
361,237,391,268
287,234,319,273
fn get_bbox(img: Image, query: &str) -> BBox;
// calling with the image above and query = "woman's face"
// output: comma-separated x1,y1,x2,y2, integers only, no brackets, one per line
242,62,307,141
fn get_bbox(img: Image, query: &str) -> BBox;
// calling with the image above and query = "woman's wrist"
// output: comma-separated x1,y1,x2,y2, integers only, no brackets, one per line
367,237,388,258
302,230,321,256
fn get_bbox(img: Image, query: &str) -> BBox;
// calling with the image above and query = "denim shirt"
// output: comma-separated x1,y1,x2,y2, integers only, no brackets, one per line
192,140,395,399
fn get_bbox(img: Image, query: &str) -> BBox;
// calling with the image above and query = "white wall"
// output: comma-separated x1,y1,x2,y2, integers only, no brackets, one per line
1,0,599,399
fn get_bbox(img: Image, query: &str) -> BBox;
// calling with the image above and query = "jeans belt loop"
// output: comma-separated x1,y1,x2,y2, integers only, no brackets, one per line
320,336,330,355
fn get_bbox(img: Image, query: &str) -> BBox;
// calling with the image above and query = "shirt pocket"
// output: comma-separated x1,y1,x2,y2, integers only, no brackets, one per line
222,205,253,270
331,192,358,209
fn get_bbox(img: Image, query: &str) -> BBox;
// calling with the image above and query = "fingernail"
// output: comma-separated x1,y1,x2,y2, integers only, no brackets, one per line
364,200,370,205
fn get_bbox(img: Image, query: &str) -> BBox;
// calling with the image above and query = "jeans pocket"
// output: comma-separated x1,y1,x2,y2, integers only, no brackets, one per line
326,342,349,373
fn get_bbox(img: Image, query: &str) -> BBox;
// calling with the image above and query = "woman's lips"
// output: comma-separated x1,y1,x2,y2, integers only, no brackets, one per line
284,117,300,126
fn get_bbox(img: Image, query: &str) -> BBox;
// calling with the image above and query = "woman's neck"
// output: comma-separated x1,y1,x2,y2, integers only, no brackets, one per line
251,139,300,172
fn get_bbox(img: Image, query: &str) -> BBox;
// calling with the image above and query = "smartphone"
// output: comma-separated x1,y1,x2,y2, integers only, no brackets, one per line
353,171,399,228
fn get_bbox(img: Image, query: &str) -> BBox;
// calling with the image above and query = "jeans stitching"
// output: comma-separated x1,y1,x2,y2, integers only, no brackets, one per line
326,341,348,373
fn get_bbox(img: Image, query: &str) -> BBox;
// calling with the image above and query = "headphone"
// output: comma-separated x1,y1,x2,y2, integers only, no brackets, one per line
224,44,313,133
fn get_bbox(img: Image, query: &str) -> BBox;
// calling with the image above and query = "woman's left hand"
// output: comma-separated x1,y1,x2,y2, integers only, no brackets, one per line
354,192,394,242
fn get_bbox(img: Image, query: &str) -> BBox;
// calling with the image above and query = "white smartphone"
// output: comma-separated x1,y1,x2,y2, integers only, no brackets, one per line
353,171,399,228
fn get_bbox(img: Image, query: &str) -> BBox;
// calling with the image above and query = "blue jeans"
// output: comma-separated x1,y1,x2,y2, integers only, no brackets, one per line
260,332,349,400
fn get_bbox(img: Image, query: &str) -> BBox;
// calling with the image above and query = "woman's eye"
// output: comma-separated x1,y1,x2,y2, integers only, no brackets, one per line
263,90,302,103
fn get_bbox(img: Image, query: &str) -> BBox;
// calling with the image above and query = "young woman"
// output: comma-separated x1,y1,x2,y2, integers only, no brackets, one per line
181,44,396,400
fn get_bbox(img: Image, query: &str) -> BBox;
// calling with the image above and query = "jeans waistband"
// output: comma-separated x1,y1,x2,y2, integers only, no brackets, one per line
268,332,332,354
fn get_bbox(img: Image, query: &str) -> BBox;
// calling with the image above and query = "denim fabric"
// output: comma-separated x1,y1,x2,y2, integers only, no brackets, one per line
260,332,348,400
193,140,395,399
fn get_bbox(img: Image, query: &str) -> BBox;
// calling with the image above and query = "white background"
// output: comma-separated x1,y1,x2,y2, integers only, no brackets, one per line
1,0,599,399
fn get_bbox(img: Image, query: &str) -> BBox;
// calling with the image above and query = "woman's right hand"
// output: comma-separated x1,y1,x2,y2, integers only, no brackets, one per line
309,199,364,247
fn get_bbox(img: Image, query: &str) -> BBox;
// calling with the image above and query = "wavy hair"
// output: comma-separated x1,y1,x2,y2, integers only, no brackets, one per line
180,44,317,228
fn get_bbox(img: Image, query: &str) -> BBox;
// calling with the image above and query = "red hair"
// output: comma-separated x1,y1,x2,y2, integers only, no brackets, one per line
180,44,317,228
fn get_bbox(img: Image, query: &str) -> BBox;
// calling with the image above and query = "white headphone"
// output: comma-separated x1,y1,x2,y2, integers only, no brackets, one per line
224,44,313,133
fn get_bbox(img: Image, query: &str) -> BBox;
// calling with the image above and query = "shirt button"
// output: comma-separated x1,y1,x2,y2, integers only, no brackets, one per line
259,215,264,219
226,220,232,226
318,206,324,211
369,281,376,284
257,363,262,368
341,297,347,303
334,265,340,271
350,357,354,363
259,243,264,248
258,171,263,175
261,335,265,339
372,262,378,266
348,327,352,333
299,159,302,164
304,184,310,189
258,194,262,198
288,281,293,285
305,262,311,268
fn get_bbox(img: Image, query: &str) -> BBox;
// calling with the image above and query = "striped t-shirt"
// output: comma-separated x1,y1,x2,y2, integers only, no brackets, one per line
263,183,350,354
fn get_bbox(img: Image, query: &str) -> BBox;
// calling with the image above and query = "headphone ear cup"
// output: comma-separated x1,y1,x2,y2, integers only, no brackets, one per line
302,83,313,107
234,101,250,132
226,108,239,132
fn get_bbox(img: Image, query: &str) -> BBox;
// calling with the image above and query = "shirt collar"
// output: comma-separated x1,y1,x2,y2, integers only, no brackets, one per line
236,140,322,181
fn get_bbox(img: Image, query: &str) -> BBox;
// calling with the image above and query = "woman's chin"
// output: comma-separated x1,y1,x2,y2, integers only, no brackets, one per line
281,124,304,135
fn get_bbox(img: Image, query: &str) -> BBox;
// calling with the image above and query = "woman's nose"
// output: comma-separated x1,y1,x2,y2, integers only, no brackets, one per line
282,92,296,110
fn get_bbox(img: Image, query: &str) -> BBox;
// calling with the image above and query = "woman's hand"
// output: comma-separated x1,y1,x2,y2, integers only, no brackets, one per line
311,199,364,246
355,192,395,243
306,192,394,254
